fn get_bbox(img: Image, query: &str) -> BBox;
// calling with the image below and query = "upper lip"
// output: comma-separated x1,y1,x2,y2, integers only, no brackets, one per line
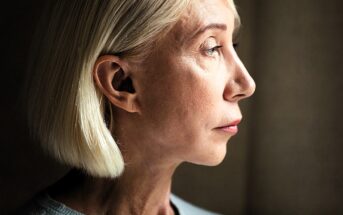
215,119,242,128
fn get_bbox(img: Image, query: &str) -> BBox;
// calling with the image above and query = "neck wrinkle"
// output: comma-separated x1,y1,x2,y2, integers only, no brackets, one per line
98,161,179,215
49,159,181,215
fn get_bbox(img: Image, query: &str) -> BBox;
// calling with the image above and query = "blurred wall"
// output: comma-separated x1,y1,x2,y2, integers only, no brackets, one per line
245,0,343,214
1,0,343,214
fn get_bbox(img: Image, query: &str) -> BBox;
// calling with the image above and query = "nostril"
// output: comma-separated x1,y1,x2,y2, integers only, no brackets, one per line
236,93,249,100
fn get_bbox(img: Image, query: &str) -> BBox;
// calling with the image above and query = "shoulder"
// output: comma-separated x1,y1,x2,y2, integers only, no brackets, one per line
170,194,223,215
16,193,84,215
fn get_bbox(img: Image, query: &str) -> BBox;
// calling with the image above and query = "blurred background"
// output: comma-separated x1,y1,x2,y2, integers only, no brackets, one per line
1,0,342,214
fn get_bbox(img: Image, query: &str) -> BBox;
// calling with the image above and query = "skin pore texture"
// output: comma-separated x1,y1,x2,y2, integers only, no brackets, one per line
49,0,255,215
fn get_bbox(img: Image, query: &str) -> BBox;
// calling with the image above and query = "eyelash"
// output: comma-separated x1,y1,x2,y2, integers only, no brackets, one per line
205,45,223,56
233,43,239,50
203,42,240,57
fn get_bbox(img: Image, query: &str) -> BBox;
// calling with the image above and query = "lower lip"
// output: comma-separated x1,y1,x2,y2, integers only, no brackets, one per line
215,125,238,134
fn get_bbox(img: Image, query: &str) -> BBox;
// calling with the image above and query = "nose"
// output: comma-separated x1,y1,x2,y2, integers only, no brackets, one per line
223,53,256,102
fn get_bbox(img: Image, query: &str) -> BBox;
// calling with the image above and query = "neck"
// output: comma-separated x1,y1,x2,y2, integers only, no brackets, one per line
49,111,183,215
49,162,179,215
111,164,177,215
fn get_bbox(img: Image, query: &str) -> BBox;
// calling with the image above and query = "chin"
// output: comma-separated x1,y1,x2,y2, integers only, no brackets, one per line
189,144,228,166
204,152,227,166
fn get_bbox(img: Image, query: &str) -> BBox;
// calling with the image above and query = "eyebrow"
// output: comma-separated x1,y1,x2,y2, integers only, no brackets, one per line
189,20,241,41
198,23,228,34
190,23,227,40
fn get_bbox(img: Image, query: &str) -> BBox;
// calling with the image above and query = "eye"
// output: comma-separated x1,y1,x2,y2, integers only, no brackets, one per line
200,37,222,57
205,45,223,56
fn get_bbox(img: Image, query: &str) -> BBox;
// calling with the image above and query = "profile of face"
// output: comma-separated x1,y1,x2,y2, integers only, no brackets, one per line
96,0,256,168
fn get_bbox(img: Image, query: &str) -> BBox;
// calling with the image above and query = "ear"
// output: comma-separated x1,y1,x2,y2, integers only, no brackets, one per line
93,55,140,113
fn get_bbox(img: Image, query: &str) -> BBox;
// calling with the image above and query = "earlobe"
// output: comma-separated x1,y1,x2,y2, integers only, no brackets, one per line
93,55,140,113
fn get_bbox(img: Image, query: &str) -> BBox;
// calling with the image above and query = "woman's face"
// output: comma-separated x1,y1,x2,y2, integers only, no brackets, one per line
124,0,255,166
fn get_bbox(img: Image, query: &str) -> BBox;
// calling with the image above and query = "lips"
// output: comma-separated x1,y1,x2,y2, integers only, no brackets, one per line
216,119,241,128
214,119,241,134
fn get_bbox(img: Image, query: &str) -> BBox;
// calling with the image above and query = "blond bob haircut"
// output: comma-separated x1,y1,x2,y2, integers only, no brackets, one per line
26,0,240,178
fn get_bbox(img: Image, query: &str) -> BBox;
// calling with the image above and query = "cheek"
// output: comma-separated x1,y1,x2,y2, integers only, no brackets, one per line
140,58,220,146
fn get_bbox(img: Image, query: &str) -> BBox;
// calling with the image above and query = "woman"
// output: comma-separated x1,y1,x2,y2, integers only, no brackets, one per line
21,0,255,214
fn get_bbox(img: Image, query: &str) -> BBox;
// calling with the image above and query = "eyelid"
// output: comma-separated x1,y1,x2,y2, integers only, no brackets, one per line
202,45,223,57
200,37,219,52
200,37,242,57
198,37,224,58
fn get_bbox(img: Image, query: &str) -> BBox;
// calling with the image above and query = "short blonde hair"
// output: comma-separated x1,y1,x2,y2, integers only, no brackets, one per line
25,0,239,178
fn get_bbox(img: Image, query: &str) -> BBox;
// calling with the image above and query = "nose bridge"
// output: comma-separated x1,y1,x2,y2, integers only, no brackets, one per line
224,51,256,101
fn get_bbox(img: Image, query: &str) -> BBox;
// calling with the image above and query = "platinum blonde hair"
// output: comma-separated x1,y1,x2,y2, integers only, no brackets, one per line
26,0,239,178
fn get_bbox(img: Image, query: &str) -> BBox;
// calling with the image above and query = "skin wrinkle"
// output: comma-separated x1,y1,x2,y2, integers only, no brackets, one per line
174,1,241,47
49,1,255,215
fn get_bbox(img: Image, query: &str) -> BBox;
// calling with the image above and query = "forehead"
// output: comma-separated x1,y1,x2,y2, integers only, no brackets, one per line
170,0,240,43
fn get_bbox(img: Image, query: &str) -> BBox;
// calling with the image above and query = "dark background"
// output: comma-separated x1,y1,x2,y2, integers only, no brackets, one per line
1,0,343,214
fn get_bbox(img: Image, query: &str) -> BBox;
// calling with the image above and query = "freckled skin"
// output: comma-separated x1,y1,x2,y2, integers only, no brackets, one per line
118,0,256,166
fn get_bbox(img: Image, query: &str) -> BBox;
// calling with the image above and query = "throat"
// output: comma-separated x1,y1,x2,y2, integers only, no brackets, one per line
49,163,179,215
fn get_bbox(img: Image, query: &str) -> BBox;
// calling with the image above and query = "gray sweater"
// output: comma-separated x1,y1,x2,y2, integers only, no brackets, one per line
19,193,222,215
